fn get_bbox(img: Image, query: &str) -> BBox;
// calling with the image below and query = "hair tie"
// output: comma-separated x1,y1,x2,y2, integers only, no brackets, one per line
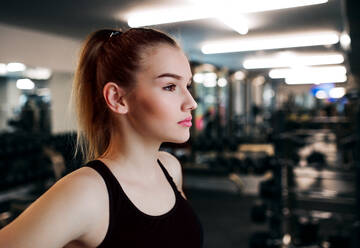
110,31,121,38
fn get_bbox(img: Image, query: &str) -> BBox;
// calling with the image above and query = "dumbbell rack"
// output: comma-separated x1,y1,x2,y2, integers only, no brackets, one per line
279,129,359,248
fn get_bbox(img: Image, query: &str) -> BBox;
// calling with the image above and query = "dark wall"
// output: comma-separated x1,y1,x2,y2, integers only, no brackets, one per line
346,0,360,79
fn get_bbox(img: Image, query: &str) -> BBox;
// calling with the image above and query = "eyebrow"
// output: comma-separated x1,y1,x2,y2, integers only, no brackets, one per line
156,73,192,83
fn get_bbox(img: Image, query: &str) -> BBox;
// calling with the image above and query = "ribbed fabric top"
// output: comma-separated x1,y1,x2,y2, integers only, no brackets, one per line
85,159,203,248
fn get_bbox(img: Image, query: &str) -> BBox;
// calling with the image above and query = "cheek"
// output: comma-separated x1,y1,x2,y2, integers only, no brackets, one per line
132,91,174,122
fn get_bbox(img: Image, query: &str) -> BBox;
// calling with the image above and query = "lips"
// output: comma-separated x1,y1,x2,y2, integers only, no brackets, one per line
178,116,192,127
178,116,192,123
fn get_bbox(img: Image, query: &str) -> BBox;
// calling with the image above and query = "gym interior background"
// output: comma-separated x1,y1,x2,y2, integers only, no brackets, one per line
0,0,359,247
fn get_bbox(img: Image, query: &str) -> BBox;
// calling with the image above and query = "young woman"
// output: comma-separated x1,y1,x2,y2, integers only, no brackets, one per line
0,28,203,248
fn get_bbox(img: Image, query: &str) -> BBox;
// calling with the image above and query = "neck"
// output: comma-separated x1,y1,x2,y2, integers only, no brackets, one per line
98,126,162,178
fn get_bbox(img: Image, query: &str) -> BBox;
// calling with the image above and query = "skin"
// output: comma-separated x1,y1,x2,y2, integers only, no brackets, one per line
0,44,197,248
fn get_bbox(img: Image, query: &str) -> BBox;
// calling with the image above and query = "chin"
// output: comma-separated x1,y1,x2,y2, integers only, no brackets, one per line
164,133,190,144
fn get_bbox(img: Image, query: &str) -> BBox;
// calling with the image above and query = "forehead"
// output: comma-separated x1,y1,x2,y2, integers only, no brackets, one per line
139,44,192,79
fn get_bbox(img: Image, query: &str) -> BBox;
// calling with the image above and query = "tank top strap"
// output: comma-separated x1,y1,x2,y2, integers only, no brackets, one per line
157,159,180,194
83,160,123,208
85,160,118,189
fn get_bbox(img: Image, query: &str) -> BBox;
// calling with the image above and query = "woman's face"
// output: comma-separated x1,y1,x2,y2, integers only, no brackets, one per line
125,44,197,143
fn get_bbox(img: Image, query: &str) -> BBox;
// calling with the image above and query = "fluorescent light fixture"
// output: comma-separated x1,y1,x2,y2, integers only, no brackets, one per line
190,0,328,13
7,62,26,72
16,78,35,90
285,74,347,85
244,53,344,69
202,31,339,54
329,87,345,98
217,15,248,35
315,90,328,99
193,72,217,86
269,65,347,79
193,73,204,83
127,6,212,27
24,67,52,80
204,72,217,81
128,0,328,27
203,72,217,87
0,63,7,75
218,77,228,87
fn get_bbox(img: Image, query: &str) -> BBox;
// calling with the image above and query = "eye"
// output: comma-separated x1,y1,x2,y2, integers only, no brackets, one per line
163,84,176,91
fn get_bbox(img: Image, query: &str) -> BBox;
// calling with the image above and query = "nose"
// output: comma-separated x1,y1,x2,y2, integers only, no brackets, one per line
182,89,198,111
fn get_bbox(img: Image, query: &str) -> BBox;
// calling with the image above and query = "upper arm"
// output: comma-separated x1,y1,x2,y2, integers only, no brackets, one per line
0,168,105,248
158,151,187,199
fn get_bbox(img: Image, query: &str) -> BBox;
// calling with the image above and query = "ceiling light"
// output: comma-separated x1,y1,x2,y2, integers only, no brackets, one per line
283,234,291,246
0,63,7,75
24,67,52,80
218,77,228,87
203,72,217,87
244,53,344,69
16,79,35,90
234,71,246,80
340,32,351,50
190,0,328,13
127,6,212,27
128,0,328,27
315,90,328,99
193,73,204,83
202,31,339,54
7,62,26,72
217,15,248,35
269,65,347,79
329,87,345,98
285,74,347,85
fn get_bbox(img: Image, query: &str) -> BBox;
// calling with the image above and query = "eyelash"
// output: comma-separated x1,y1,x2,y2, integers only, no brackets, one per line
163,84,192,92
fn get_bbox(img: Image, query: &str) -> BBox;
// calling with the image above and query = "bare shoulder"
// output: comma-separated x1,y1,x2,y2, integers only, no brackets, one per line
158,151,185,197
50,165,108,210
0,166,108,248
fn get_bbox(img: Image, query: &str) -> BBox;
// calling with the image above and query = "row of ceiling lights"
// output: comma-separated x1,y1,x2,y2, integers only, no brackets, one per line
0,62,52,80
127,0,329,35
125,0,350,54
0,62,52,90
124,0,350,86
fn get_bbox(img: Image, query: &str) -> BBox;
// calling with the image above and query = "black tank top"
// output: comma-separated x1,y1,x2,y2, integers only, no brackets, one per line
85,159,204,248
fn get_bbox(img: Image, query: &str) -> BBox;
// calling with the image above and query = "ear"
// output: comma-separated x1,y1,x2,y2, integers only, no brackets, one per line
103,82,129,114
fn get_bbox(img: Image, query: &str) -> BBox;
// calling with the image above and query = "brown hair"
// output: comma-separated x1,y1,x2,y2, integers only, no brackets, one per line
72,28,178,162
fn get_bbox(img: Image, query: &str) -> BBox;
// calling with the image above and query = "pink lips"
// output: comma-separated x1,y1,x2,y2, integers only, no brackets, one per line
178,116,192,127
